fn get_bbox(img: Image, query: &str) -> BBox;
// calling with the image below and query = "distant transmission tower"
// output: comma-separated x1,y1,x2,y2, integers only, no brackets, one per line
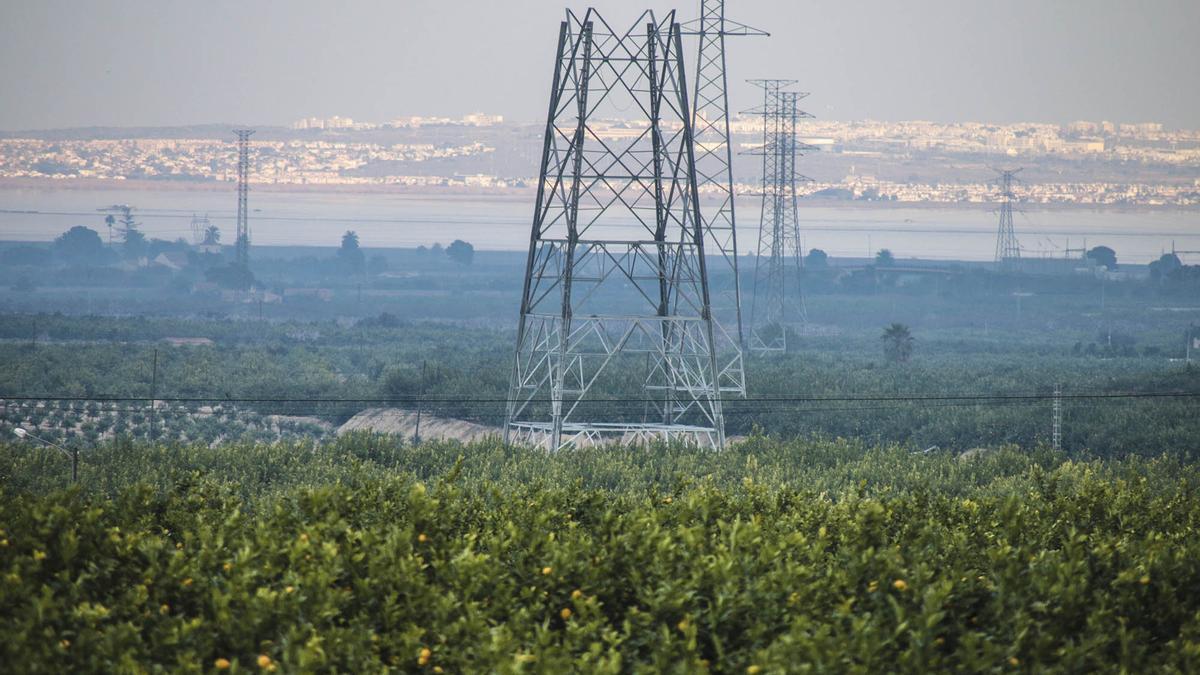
189,213,210,246
505,9,725,450
993,167,1022,267
1052,382,1062,450
744,81,813,352
681,0,766,397
233,129,255,267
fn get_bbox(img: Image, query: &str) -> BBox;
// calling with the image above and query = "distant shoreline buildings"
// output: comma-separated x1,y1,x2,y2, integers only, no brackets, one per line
0,115,1196,206
291,112,504,131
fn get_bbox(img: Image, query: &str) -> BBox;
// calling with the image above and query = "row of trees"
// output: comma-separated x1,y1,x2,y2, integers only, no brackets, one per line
51,225,186,266
30,224,1137,278
15,225,476,276
799,246,1121,270
336,233,474,274
4,308,1197,457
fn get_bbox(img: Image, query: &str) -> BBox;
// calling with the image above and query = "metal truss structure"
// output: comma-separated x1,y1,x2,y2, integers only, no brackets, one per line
744,81,813,352
505,9,726,451
680,0,766,397
189,213,211,246
233,129,254,267
993,167,1022,266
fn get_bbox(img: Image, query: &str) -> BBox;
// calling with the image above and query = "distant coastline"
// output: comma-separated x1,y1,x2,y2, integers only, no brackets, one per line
1,177,1197,214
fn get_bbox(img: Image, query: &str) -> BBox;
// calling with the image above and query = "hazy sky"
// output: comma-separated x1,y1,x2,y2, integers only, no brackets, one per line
2,0,1197,131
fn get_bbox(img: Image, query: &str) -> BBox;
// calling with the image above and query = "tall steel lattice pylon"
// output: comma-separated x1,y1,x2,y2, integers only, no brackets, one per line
680,0,766,396
993,167,1021,266
744,81,813,352
233,129,255,267
505,9,725,451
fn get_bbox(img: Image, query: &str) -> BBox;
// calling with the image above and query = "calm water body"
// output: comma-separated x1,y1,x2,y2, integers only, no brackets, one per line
1,186,1197,264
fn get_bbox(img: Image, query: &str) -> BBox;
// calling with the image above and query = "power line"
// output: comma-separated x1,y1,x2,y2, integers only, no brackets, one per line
1,391,1197,405
0,398,1047,415
6,208,1200,241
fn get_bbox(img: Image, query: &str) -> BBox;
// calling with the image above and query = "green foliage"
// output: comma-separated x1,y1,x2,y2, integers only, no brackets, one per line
202,225,221,246
123,227,148,261
0,245,54,268
804,248,828,269
1,437,1199,671
205,263,255,291
881,322,914,363
445,239,475,266
1087,245,1118,270
52,226,107,266
337,231,365,275
1,313,1199,457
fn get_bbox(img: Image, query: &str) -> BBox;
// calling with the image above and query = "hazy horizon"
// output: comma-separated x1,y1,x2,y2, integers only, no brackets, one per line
2,0,1198,132
4,114,1197,135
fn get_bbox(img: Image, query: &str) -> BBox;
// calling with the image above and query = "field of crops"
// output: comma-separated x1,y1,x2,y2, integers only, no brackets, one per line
2,435,1199,672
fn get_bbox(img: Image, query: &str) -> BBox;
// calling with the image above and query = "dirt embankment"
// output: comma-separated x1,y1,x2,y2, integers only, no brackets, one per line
339,408,748,448
338,408,500,443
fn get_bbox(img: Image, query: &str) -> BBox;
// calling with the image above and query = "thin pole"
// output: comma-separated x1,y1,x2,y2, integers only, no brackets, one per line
1052,382,1062,450
413,360,427,445
150,348,158,441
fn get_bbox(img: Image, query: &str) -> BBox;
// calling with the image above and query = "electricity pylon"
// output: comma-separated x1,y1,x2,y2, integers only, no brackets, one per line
681,0,766,396
189,213,211,246
744,81,813,352
233,129,254,267
505,9,725,450
993,167,1022,267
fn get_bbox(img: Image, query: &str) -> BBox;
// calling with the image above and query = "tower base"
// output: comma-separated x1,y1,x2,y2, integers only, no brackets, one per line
508,422,721,451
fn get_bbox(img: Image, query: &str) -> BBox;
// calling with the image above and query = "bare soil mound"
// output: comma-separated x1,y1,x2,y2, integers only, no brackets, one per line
338,408,499,443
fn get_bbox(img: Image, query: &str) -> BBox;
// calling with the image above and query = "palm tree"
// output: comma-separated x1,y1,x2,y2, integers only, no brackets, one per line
338,230,365,274
881,323,914,363
203,225,221,245
104,214,116,246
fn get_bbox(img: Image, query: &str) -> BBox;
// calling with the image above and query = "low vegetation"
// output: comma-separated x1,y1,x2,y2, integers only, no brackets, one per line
2,435,1198,671
3,240,1199,670
2,312,1198,458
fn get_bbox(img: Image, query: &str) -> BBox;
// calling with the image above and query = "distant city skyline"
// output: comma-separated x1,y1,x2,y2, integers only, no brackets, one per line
3,117,1195,208
1,0,1198,132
